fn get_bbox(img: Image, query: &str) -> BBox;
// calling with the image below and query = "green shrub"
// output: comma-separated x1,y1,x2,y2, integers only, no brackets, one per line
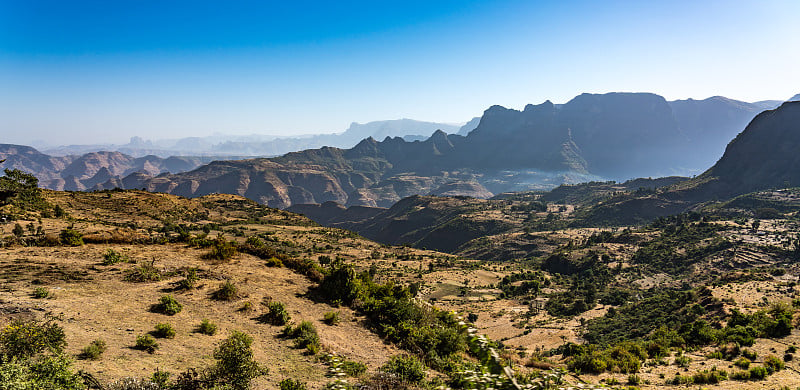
125,261,162,282
59,228,83,246
32,287,50,299
204,237,237,261
626,374,641,385
341,360,367,376
245,236,264,248
198,319,218,336
212,280,238,301
0,318,66,358
261,301,291,325
135,334,158,353
323,311,340,326
279,378,307,390
730,370,750,380
734,357,751,369
212,331,266,390
0,353,85,389
153,323,176,339
674,354,691,367
742,349,757,360
80,339,106,360
265,257,283,267
764,355,785,373
381,355,426,384
102,249,127,265
691,368,727,384
283,321,320,354
151,369,170,388
176,268,199,290
748,365,767,380
154,295,182,315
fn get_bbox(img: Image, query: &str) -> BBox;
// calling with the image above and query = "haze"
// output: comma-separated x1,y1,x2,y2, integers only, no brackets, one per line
1,0,799,146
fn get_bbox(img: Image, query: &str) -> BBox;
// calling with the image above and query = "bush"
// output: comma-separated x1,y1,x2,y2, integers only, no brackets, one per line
283,321,320,354
59,228,83,246
381,355,426,384
175,268,199,290
103,249,127,265
204,237,237,261
279,378,307,390
32,287,50,299
731,370,750,380
691,368,727,384
212,280,238,301
627,374,641,385
0,353,85,389
748,365,767,380
198,319,218,336
734,357,751,369
323,311,340,326
764,355,784,373
154,295,182,315
265,257,283,267
153,323,176,339
80,339,107,360
742,349,757,360
125,261,162,282
135,334,158,353
674,354,691,367
261,301,291,325
213,331,266,389
0,317,66,358
245,236,264,248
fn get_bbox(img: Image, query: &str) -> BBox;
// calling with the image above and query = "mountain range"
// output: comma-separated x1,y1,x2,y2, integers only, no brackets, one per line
287,101,800,252
83,92,790,207
41,119,464,158
2,92,795,209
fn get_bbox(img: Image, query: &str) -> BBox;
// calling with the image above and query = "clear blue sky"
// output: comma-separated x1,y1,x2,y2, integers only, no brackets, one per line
1,0,799,146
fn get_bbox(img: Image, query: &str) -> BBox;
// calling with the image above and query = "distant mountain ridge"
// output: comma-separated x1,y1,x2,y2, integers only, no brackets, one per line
3,91,795,209
42,119,462,158
0,145,215,191
79,92,790,208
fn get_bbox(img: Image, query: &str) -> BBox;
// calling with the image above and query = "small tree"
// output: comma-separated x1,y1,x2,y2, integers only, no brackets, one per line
213,331,265,389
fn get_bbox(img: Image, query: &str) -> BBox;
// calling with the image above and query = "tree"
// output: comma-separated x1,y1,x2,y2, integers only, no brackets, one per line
213,331,265,389
0,169,44,209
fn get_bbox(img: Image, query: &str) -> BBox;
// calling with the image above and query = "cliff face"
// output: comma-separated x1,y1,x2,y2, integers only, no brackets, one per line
694,101,800,198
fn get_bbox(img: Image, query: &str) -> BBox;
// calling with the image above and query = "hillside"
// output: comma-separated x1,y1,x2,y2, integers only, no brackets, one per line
3,182,800,388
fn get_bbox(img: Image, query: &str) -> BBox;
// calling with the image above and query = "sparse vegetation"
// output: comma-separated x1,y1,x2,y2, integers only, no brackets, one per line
135,334,158,353
32,286,50,299
153,323,176,339
80,339,107,360
211,280,238,301
261,301,291,325
212,330,266,389
103,249,128,265
198,319,218,335
153,295,182,315
323,311,340,325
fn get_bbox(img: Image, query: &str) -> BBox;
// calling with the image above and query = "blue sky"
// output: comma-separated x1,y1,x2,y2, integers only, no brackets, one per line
1,0,799,146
